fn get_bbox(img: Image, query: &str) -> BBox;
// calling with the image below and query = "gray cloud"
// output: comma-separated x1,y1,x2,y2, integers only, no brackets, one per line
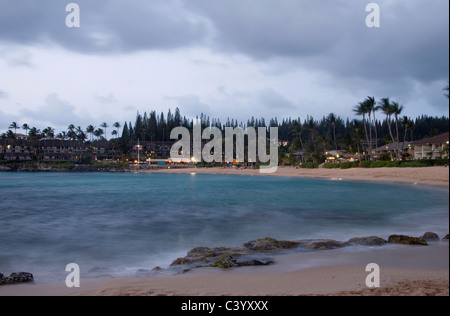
0,0,208,54
0,90,9,99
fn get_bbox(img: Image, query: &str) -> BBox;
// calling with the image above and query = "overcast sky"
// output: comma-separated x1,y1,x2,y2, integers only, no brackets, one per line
0,0,448,134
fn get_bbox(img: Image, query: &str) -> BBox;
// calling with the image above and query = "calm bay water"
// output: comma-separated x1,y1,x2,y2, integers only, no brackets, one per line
0,172,448,282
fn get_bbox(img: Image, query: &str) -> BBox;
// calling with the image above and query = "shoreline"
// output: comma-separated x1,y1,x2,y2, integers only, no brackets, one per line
141,166,450,189
0,242,448,296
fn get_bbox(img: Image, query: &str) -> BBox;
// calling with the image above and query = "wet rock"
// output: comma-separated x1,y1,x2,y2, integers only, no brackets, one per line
210,255,239,268
442,234,449,241
306,240,350,250
421,232,440,241
348,236,387,246
0,272,34,286
170,256,210,266
243,237,300,252
388,235,428,246
151,266,162,271
237,259,275,267
187,246,249,258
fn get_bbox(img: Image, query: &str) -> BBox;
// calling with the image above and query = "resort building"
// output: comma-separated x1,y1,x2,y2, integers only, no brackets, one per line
412,132,449,160
372,142,414,160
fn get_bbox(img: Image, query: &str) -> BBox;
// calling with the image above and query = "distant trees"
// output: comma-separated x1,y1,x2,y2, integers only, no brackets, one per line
2,102,449,163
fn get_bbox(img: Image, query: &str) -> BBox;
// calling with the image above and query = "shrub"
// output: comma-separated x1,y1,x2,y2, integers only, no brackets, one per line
300,162,318,169
323,163,340,169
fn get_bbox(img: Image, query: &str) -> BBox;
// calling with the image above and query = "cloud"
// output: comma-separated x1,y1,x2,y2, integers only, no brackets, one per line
188,0,449,84
0,0,208,54
0,90,9,99
19,93,85,128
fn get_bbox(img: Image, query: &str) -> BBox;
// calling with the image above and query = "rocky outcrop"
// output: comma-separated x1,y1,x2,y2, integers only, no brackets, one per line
348,236,387,246
209,255,275,269
243,237,300,252
388,235,428,246
210,255,239,268
421,232,440,241
442,234,449,241
0,272,34,286
305,240,350,250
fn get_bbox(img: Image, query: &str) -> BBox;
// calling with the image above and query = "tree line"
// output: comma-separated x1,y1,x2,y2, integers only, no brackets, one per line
2,99,449,162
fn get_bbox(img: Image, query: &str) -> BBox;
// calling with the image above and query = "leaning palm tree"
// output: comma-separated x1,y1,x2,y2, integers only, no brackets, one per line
307,118,316,149
100,122,109,140
363,97,376,153
379,98,396,145
444,81,449,99
391,102,404,160
113,122,121,139
21,124,30,137
353,102,370,158
9,122,19,135
86,125,95,142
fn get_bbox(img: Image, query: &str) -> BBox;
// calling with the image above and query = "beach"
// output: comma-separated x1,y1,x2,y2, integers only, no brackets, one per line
0,242,448,296
143,166,450,188
0,166,448,297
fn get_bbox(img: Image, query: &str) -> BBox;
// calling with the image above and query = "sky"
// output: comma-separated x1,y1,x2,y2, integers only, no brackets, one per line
0,0,449,134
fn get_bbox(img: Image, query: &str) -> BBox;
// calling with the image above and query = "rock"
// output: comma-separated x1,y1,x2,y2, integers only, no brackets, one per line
348,236,387,246
388,235,428,246
237,259,275,267
210,255,239,268
0,272,34,286
151,266,162,271
243,237,300,252
306,240,350,250
187,246,249,258
442,234,449,241
170,256,210,266
421,232,440,241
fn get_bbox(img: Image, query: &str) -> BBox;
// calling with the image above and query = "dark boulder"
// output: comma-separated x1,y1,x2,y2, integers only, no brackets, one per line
306,240,350,250
243,237,300,252
421,232,440,241
388,235,428,246
0,272,34,286
210,255,239,268
348,236,387,246
442,234,449,241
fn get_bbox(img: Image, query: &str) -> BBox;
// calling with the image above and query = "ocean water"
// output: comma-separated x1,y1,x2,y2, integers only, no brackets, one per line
0,172,448,282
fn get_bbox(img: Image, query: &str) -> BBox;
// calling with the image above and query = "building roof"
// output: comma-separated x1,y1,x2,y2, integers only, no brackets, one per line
412,132,449,146
373,142,412,152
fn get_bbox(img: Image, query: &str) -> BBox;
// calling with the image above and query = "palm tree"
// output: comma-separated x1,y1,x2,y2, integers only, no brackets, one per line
391,101,404,160
444,81,449,99
42,127,55,138
86,125,95,142
21,124,30,137
111,130,118,139
9,122,19,135
94,128,104,140
113,122,121,139
56,131,68,140
379,98,396,145
364,96,376,153
353,102,370,157
326,113,338,151
100,122,109,140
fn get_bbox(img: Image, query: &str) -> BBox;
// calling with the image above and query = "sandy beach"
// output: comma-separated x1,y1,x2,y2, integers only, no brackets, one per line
143,166,450,188
1,166,448,297
0,242,448,296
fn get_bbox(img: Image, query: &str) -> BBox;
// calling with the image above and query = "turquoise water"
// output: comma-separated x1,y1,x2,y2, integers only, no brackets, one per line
0,172,448,282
